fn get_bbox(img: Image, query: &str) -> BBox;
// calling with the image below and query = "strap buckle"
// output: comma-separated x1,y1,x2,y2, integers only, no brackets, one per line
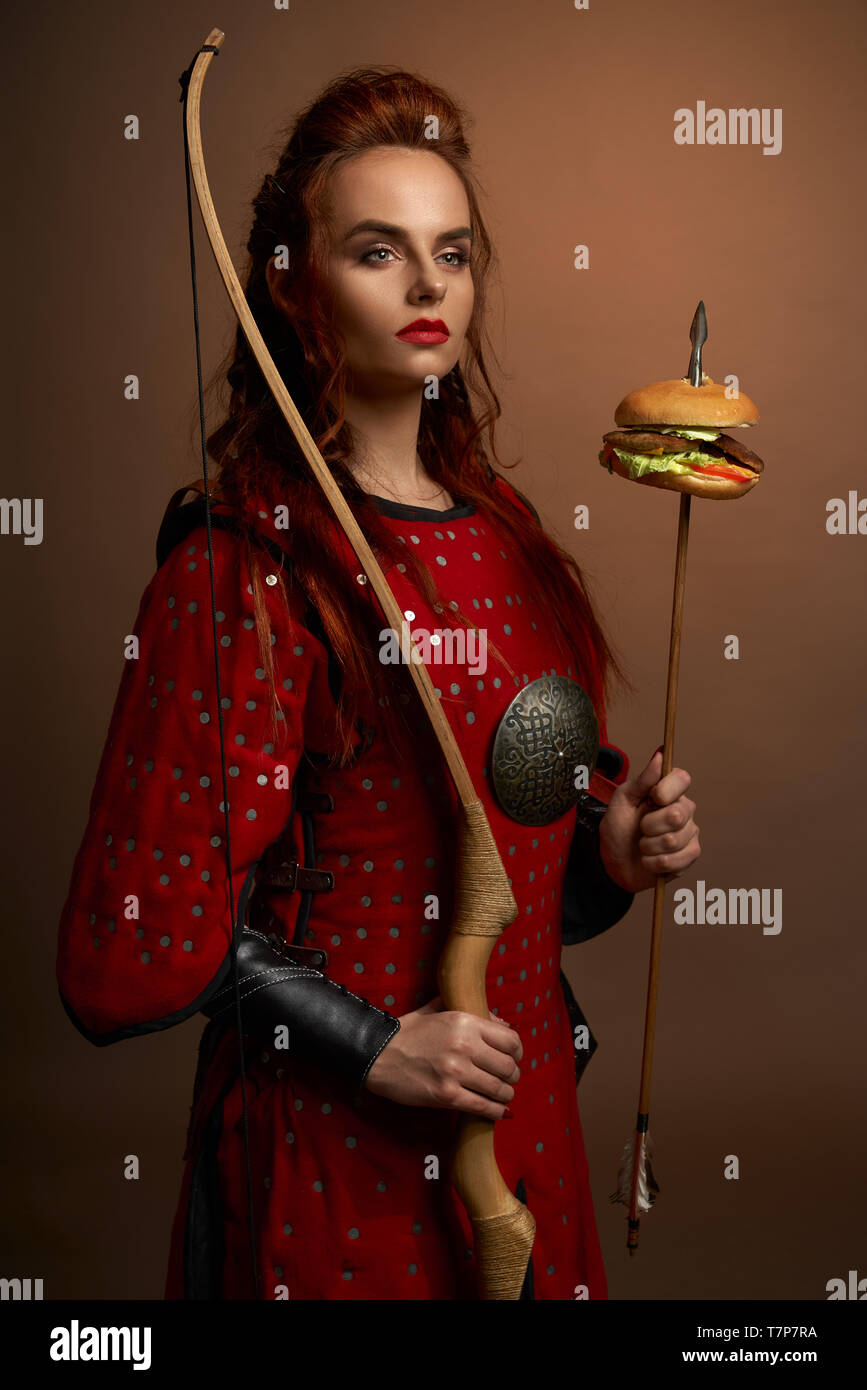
264,932,329,971
263,858,334,893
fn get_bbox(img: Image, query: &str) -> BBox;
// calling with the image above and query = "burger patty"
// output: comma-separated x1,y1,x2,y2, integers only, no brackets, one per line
602,429,764,474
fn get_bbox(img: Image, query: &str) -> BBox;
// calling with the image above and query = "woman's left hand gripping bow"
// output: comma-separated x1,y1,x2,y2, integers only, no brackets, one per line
598,748,702,895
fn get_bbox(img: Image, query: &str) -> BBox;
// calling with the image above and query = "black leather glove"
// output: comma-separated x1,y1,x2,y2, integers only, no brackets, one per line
202,928,400,1089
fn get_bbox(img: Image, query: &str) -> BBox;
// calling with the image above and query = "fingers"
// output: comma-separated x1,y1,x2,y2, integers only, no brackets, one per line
649,766,692,807
642,838,701,876
474,1036,522,1085
635,759,701,876
488,1008,511,1025
431,1016,523,1119
438,1064,517,1121
628,750,693,805
463,1061,517,1106
616,750,703,880
442,1084,512,1122
639,795,696,839
479,1017,522,1064
639,820,701,875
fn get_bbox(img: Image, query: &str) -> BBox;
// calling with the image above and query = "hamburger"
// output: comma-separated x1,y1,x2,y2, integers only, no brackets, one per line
599,374,763,500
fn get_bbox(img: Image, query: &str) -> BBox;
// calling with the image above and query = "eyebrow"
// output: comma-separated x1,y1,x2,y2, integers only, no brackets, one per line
343,219,474,244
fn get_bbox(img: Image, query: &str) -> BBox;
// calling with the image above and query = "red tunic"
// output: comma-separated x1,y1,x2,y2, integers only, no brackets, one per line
57,477,630,1301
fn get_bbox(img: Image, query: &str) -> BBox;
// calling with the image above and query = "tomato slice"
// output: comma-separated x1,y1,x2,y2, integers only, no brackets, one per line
691,460,755,483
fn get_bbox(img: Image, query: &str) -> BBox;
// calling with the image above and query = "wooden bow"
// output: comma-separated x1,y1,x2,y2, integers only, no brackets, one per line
180,27,534,1299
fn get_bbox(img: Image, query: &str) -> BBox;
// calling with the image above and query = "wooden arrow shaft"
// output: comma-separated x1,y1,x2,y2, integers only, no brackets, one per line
628,491,691,1246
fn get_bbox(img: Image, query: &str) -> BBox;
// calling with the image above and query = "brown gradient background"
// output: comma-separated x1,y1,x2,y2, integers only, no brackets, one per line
3,0,865,1301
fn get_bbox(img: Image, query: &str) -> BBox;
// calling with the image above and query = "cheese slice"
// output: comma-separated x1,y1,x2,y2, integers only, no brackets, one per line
655,427,720,442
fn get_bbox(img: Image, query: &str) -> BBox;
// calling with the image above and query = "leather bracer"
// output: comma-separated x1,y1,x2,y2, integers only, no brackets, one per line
202,928,401,1089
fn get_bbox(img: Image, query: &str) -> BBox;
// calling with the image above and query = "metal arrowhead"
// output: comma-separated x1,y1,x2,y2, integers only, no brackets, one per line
686,300,707,387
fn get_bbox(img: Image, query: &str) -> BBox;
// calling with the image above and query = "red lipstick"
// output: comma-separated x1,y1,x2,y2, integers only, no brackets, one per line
395,318,450,345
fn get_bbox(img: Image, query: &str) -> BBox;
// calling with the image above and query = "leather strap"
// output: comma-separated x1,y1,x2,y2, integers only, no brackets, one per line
258,859,334,893
255,783,335,896
573,740,631,830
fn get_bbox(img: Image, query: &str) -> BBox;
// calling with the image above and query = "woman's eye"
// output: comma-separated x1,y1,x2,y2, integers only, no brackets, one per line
360,246,470,267
361,245,397,264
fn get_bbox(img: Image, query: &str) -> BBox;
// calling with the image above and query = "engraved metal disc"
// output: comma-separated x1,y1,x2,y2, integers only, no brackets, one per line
491,674,599,826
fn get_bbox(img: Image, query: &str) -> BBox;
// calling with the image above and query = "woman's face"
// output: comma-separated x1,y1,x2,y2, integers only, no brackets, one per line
276,146,475,396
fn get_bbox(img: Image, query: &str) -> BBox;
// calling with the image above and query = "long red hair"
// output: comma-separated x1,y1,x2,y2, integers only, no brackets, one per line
193,66,631,764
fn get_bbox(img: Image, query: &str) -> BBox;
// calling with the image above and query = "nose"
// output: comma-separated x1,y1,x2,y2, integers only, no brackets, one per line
409,269,446,305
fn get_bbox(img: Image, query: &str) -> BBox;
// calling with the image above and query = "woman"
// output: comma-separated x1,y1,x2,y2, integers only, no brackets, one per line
57,66,701,1300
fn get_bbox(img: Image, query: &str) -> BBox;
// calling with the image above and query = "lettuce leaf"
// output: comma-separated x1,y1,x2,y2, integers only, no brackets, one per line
599,446,719,480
